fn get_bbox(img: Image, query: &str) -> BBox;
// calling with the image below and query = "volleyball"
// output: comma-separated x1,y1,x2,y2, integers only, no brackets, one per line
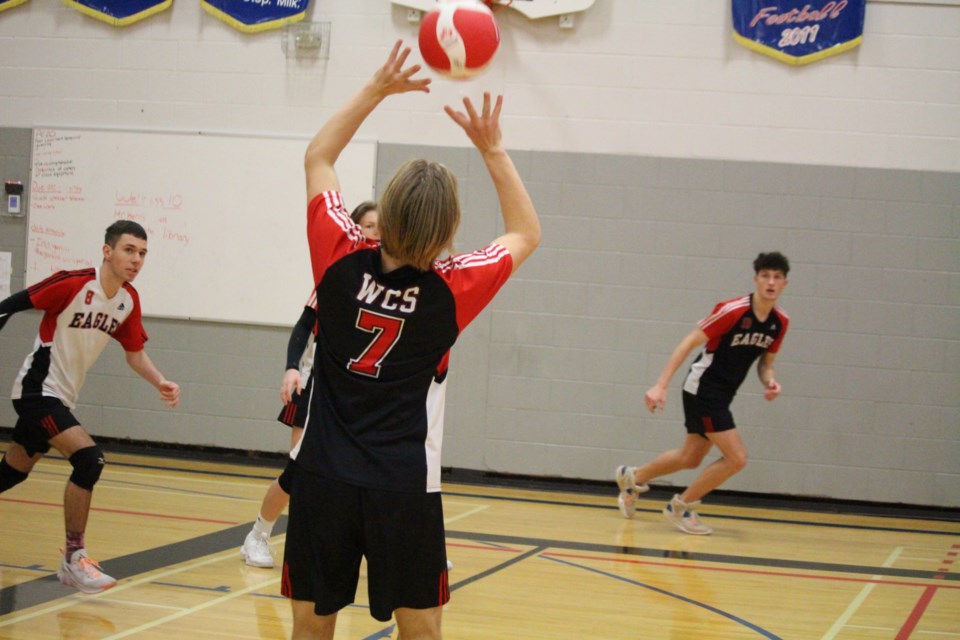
418,0,500,80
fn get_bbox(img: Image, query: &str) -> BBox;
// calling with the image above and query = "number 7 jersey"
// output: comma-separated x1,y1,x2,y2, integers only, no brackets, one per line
291,191,513,493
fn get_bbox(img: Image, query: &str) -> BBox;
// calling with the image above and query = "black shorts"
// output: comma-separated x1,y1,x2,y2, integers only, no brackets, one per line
11,396,82,456
277,375,313,428
282,469,450,622
682,391,736,436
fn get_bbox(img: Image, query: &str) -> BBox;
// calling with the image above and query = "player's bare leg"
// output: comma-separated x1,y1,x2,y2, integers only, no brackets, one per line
634,434,713,485
681,428,747,503
395,606,442,640
291,600,336,640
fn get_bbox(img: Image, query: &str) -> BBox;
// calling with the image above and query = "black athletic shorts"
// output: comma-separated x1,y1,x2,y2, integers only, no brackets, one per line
277,375,313,428
11,396,82,456
682,390,736,436
281,469,450,622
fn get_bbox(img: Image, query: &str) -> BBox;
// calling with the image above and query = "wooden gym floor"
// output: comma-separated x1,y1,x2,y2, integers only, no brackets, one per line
0,445,957,639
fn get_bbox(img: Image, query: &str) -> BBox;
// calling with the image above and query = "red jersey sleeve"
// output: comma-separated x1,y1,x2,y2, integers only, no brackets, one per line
767,306,790,354
27,269,93,314
698,296,750,341
306,191,377,286
112,284,148,351
434,243,513,332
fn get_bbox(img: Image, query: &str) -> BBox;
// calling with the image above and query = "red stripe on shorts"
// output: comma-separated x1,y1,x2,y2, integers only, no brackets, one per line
702,416,715,433
439,567,450,606
281,561,291,598
41,415,60,438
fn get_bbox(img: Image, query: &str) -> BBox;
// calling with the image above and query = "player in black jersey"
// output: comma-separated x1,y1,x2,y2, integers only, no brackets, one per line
282,41,540,639
616,252,790,535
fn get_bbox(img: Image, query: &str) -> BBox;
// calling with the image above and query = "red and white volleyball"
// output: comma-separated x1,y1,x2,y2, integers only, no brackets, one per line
418,1,500,79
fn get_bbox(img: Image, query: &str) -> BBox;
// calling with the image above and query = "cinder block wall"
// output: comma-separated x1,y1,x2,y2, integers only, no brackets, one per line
3,128,957,505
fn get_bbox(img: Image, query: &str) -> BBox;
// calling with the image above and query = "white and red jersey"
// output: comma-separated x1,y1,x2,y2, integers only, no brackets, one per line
12,268,147,409
683,294,789,401
292,191,513,493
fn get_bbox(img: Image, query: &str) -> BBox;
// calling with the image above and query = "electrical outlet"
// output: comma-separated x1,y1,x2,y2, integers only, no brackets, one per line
559,13,575,29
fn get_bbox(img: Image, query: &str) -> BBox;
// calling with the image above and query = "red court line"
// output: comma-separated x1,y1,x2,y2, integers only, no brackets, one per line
0,497,239,525
894,543,958,639
542,551,960,591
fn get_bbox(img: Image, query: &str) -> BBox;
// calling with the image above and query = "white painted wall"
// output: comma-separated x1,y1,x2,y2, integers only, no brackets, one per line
0,0,957,170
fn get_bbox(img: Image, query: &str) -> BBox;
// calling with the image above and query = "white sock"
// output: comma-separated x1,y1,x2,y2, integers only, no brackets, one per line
253,514,276,537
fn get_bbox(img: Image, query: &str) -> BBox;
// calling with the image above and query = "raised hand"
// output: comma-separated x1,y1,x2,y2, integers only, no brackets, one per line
370,40,432,98
444,92,504,154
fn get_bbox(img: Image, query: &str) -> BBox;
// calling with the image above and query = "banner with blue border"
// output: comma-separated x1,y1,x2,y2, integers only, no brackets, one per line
732,1,866,65
63,0,172,25
0,0,29,12
201,0,309,33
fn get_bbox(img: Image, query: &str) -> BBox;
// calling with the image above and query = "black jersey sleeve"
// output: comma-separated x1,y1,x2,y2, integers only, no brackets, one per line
0,289,33,332
285,306,317,370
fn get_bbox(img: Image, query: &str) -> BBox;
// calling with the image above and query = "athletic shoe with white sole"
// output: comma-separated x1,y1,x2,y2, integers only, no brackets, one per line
57,549,117,594
615,465,650,519
662,494,713,535
241,530,275,568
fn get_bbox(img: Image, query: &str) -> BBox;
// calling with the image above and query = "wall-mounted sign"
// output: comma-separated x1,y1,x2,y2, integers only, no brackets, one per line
732,1,866,65
201,0,310,33
63,0,172,26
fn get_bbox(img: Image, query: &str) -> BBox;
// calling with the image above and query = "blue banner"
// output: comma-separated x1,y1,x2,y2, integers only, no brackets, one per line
0,0,29,13
63,0,172,25
201,0,309,33
732,1,866,65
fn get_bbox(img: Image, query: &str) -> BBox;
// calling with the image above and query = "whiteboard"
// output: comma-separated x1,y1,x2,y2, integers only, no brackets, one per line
27,128,376,326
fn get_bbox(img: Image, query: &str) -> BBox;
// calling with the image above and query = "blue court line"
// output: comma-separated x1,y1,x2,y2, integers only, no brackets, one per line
543,554,783,640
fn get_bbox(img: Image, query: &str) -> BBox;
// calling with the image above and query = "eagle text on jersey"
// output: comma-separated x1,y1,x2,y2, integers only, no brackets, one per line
68,312,121,335
730,332,775,349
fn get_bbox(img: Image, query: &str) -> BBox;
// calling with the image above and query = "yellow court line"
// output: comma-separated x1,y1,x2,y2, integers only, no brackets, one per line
443,503,489,525
95,598,188,612
820,546,903,640
100,576,282,640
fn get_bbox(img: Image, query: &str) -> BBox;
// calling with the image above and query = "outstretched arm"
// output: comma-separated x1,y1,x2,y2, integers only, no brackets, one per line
0,290,33,332
444,93,540,273
644,328,709,413
125,349,180,408
757,351,781,401
305,40,431,202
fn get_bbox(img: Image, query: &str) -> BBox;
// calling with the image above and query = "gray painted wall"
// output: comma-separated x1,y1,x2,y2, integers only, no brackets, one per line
1,127,958,507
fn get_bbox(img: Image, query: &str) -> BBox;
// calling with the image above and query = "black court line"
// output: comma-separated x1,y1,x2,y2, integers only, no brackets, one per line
2,514,956,622
445,530,960,583
0,517,285,617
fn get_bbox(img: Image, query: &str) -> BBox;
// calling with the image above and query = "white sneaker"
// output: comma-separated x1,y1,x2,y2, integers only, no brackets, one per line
615,465,649,519
662,495,713,535
241,530,274,568
57,549,117,594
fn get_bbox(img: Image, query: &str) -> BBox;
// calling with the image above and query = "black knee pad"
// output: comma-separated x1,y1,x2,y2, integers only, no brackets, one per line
277,459,296,494
69,446,105,491
0,457,30,493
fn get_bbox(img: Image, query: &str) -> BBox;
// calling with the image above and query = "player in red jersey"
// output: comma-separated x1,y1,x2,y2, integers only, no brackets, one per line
282,41,540,639
616,252,790,535
0,220,180,593
241,202,380,569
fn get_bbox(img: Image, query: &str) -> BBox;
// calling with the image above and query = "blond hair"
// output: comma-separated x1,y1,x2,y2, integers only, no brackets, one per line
378,159,460,271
